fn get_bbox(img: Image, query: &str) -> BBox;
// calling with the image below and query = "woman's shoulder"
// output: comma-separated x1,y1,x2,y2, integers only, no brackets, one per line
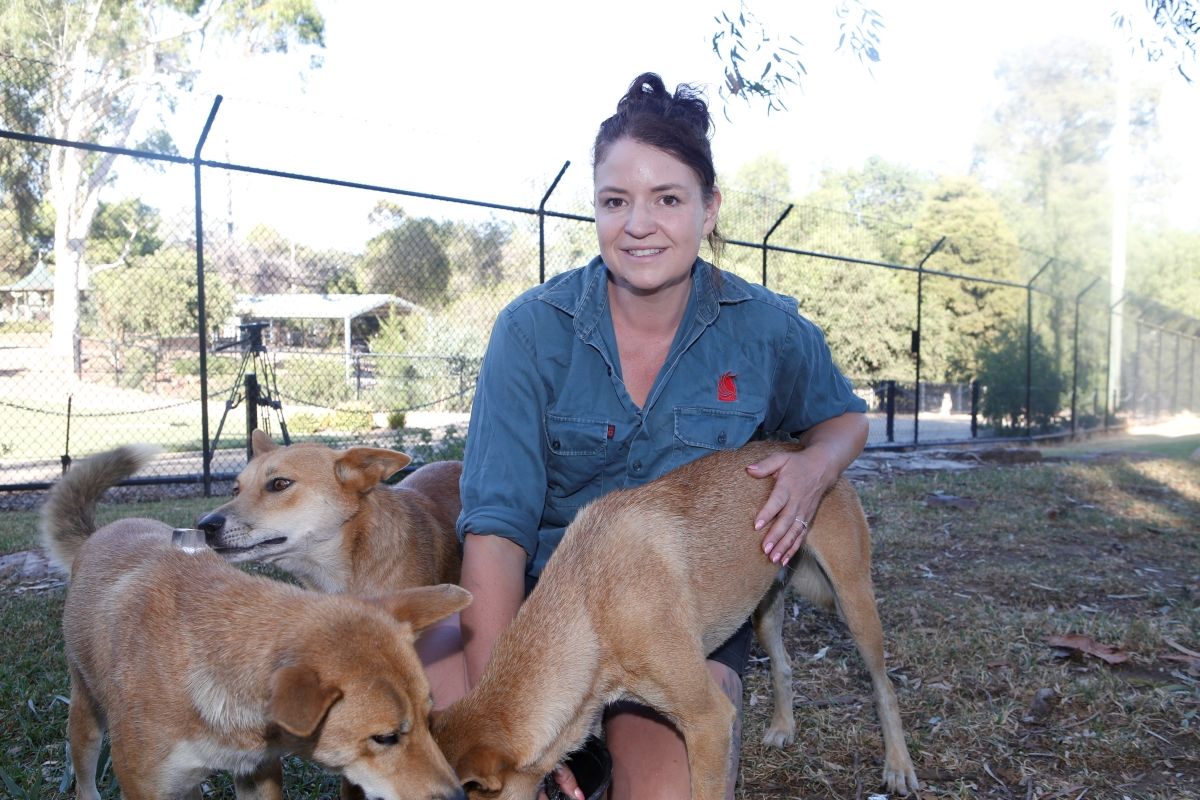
711,267,804,319
503,258,602,318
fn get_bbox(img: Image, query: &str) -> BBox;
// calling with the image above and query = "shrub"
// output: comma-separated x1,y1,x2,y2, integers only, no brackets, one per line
282,355,355,408
975,323,1064,433
286,411,324,435
328,402,375,433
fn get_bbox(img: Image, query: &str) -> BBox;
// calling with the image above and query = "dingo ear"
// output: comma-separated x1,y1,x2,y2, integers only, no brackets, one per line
454,745,513,794
268,664,343,738
334,448,413,492
365,584,472,633
251,429,279,457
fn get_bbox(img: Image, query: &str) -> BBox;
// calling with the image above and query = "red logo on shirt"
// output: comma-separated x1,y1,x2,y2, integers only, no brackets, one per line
718,371,737,402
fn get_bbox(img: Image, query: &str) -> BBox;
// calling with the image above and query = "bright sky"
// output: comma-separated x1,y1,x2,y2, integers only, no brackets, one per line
147,0,1199,251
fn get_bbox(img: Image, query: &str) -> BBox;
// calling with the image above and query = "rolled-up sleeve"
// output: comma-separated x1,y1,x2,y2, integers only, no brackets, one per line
457,307,547,558
771,312,867,434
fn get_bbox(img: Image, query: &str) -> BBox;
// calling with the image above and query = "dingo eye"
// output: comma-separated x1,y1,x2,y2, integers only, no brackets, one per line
267,478,293,492
371,731,401,746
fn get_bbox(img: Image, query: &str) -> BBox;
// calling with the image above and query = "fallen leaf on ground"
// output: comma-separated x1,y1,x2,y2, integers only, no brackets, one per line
1046,633,1130,664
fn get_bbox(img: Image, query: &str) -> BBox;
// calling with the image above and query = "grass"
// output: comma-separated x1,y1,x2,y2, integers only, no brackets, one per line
1,450,1198,798
1041,431,1200,462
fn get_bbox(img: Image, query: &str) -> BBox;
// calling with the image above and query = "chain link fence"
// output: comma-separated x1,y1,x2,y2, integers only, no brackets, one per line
2,53,1197,494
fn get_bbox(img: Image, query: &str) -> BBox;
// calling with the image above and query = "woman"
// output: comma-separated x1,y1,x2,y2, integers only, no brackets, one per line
428,73,868,800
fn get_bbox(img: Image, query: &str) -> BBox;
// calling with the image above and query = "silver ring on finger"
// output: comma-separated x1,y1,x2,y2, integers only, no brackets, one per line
794,516,809,530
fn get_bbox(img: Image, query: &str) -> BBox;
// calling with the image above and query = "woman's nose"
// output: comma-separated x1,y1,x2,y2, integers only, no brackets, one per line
624,201,655,237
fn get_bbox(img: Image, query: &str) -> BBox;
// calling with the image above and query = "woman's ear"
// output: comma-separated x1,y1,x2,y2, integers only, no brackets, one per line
704,186,723,235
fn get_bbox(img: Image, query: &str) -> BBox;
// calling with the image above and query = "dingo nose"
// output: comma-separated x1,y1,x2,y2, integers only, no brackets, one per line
195,512,225,542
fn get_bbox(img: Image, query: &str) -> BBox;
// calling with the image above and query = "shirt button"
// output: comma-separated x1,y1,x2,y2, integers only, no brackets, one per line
717,432,727,445
552,440,561,450
632,460,643,473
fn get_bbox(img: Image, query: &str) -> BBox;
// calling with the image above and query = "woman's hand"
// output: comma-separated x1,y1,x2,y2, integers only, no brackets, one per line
745,448,829,565
745,413,868,565
538,764,586,800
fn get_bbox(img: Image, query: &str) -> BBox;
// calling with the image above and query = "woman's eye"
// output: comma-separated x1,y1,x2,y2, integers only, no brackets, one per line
661,195,679,206
267,478,292,492
602,197,624,208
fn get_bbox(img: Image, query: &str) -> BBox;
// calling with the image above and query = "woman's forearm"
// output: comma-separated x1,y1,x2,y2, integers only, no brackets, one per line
796,411,869,487
459,532,530,687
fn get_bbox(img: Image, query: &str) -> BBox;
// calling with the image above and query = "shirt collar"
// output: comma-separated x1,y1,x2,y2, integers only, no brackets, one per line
538,256,753,339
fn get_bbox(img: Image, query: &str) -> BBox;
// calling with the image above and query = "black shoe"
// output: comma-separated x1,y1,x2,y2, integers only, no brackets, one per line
542,736,612,800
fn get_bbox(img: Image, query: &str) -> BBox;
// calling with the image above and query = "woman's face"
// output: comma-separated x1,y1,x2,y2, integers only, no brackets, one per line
594,137,721,296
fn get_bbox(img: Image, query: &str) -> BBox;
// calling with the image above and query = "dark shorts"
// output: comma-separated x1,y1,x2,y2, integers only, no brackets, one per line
526,574,753,679
708,618,754,678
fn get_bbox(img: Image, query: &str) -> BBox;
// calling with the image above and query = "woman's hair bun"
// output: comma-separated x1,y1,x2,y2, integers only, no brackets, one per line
617,72,712,139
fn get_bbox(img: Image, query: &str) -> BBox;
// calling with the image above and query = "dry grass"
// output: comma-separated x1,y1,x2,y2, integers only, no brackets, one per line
2,453,1197,798
738,456,1200,799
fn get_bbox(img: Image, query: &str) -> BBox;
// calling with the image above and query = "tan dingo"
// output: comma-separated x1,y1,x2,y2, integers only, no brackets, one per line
433,440,918,799
197,429,461,594
41,445,471,799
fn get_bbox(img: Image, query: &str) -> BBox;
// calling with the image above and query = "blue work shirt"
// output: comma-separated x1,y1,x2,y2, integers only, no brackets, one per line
458,256,866,579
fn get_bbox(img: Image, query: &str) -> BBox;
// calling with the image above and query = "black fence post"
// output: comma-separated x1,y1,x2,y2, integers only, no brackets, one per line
1071,277,1101,437
762,204,793,289
970,380,980,438
1025,258,1054,439
1155,324,1163,418
1133,319,1144,418
193,95,223,495
1104,293,1124,430
885,380,896,443
244,372,259,463
1172,330,1180,414
538,161,570,285
913,238,945,445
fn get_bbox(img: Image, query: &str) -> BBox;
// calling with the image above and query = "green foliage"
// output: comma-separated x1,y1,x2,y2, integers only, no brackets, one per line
1127,226,1200,318
710,1,883,116
976,322,1065,432
85,199,164,266
327,401,374,433
84,248,234,341
906,176,1024,381
800,157,928,264
173,353,240,378
217,0,326,52
280,355,354,408
285,410,323,435
116,346,156,390
0,0,325,356
359,204,451,305
398,424,467,462
386,409,406,430
733,153,792,200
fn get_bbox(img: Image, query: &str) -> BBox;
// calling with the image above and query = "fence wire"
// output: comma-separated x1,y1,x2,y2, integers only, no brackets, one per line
1,54,1197,493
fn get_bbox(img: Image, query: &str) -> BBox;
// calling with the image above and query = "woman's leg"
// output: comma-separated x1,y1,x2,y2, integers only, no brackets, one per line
604,660,743,800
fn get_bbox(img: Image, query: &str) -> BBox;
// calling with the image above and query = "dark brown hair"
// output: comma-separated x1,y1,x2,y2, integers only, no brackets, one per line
593,73,724,258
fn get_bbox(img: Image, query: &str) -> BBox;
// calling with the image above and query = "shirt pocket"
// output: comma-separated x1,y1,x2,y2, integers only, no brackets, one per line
544,413,609,511
673,406,761,453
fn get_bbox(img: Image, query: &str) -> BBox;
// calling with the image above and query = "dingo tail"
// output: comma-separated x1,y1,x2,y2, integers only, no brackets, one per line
39,444,161,573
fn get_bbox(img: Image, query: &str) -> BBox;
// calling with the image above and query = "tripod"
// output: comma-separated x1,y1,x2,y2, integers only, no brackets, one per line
210,321,290,463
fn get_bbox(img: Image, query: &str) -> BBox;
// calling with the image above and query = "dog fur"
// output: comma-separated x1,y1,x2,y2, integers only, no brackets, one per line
432,439,918,799
197,429,461,595
41,444,471,800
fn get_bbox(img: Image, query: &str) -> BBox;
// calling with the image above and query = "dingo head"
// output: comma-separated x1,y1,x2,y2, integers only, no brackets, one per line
280,584,470,800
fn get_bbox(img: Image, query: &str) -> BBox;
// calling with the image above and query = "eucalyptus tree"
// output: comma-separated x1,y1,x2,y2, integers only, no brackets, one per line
0,0,323,364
